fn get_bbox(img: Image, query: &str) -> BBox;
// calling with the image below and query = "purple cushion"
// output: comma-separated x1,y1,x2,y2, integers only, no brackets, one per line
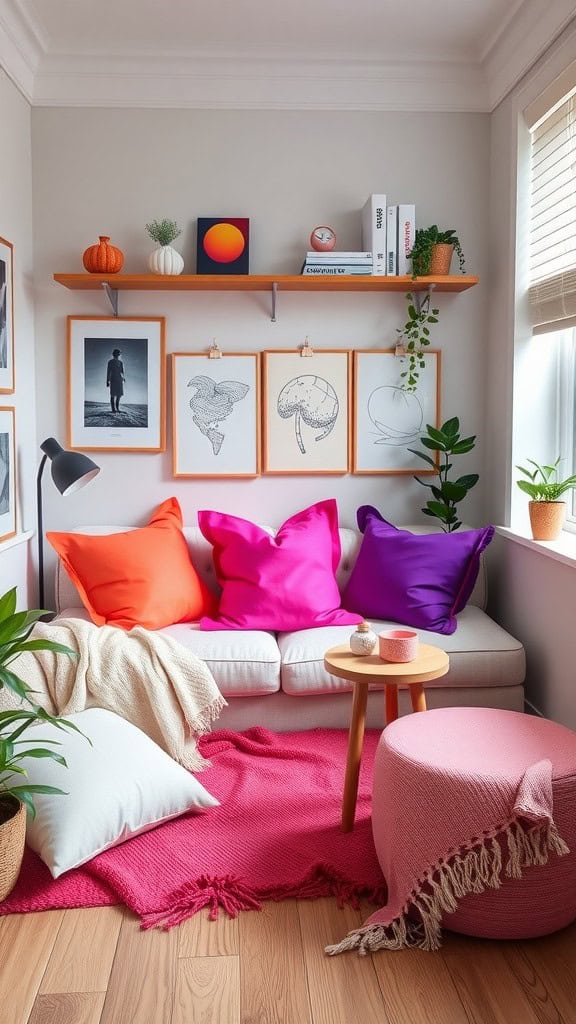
342,506,494,635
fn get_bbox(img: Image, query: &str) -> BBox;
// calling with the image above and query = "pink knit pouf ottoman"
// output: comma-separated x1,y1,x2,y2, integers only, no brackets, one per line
327,707,576,955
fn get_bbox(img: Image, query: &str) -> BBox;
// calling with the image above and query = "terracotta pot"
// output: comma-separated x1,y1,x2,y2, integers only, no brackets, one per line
83,236,124,274
0,796,26,901
528,501,566,540
429,243,454,275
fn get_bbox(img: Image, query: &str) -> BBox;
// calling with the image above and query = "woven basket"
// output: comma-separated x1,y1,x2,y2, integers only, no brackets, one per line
429,243,454,275
529,501,566,541
0,797,26,901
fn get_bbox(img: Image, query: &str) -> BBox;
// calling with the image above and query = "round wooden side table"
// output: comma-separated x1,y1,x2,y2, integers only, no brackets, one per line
324,643,449,832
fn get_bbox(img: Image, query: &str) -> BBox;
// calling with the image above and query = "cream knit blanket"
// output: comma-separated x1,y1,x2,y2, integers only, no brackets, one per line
2,618,226,771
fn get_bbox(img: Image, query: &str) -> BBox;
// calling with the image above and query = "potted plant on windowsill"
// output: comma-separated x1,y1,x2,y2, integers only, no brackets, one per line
516,458,576,540
0,587,79,901
409,226,466,276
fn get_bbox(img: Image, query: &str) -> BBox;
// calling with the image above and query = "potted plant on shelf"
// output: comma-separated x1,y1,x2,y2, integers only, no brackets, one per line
145,218,184,275
0,587,79,900
396,289,439,392
409,225,466,276
409,417,479,532
516,458,576,540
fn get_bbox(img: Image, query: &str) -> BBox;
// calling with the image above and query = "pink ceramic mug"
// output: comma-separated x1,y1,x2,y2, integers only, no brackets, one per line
379,629,419,663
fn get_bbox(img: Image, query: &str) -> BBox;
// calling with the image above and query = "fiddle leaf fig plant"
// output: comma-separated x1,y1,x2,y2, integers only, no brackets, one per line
0,587,82,819
409,417,479,532
397,290,439,392
516,458,576,501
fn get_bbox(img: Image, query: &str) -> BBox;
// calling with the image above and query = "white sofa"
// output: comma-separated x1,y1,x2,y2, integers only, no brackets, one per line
54,523,526,732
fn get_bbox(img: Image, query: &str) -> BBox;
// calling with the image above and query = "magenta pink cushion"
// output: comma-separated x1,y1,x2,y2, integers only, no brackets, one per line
198,499,362,631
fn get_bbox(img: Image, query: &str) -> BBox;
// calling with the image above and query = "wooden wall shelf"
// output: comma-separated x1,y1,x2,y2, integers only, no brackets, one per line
53,272,479,319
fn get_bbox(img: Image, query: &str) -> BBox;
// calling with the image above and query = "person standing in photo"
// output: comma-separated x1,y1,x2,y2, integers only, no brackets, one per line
106,347,125,413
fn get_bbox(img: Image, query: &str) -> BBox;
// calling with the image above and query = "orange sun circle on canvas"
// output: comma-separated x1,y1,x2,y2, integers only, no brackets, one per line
203,223,246,263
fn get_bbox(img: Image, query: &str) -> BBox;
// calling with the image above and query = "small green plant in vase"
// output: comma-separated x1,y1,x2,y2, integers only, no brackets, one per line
409,417,479,532
409,226,466,276
516,457,576,540
0,587,81,899
145,219,184,275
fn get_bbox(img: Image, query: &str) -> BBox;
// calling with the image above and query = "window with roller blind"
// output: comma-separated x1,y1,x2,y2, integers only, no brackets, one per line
527,81,576,528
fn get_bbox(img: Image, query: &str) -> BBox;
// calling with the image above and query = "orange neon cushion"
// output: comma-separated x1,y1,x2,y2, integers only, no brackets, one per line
47,497,216,630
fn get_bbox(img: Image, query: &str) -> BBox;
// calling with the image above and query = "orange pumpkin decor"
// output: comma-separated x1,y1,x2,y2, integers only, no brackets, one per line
82,236,124,274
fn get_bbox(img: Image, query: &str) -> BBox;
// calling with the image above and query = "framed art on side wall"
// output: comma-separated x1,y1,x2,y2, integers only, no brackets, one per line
0,237,14,394
353,349,440,474
263,349,351,474
172,352,260,477
67,316,166,452
0,406,16,543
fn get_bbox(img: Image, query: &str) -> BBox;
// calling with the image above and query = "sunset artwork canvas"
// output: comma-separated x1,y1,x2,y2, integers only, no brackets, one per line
196,218,250,274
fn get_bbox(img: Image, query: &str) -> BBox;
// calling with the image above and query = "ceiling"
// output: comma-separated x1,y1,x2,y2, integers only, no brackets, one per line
0,0,574,110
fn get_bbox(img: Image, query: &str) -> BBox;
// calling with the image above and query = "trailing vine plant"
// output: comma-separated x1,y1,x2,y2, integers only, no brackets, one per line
396,290,439,393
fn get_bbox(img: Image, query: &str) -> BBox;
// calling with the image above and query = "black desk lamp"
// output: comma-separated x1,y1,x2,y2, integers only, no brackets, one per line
36,438,100,608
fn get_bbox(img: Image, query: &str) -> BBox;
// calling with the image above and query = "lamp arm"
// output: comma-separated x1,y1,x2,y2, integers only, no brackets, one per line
36,453,48,609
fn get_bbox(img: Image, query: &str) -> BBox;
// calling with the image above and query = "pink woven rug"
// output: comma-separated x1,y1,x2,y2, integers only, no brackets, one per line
1,727,386,930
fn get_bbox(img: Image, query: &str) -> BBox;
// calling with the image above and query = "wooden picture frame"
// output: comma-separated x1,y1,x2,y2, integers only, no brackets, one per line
172,352,260,477
0,237,14,394
67,316,166,452
352,349,441,474
0,406,16,543
263,349,351,474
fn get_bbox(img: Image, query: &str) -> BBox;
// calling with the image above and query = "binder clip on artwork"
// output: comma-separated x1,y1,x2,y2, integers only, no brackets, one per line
208,339,222,359
300,336,314,358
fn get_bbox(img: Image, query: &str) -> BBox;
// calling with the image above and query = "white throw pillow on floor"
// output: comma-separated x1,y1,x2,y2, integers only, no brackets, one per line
18,707,218,877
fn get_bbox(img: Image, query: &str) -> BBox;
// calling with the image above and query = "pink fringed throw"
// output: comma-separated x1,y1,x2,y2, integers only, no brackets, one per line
327,708,576,955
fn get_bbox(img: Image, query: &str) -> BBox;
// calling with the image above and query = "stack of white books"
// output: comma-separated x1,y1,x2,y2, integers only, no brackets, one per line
300,251,373,276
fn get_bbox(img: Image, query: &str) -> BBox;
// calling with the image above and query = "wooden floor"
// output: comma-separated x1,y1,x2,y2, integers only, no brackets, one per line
1,899,575,1024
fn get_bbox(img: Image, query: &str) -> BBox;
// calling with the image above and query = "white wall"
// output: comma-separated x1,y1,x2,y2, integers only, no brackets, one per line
0,69,36,607
486,23,576,728
31,107,490,597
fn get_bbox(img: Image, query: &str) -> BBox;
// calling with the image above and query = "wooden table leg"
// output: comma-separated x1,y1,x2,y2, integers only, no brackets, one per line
385,684,399,724
410,683,427,713
341,682,368,832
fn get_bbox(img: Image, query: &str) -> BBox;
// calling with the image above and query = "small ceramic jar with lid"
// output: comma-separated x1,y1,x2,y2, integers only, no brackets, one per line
349,621,377,656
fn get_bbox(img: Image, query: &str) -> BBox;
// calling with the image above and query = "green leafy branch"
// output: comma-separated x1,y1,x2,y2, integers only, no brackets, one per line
409,417,479,533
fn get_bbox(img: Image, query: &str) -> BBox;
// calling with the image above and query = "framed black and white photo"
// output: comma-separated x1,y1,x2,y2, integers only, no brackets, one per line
172,352,260,477
263,349,351,474
353,349,440,474
0,406,16,543
67,316,166,452
0,237,14,394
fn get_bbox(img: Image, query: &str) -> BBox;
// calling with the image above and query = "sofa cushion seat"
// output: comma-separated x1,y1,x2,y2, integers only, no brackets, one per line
57,607,281,697
278,605,526,696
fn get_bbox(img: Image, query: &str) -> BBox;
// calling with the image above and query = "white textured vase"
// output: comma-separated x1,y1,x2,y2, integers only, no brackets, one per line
149,245,184,275
349,622,377,656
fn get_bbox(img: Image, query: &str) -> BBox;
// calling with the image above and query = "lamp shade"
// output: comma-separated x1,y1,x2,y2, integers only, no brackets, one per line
40,438,100,496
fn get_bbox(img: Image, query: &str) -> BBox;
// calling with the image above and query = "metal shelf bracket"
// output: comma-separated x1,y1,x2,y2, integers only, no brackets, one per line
102,282,119,317
413,282,436,316
271,282,278,322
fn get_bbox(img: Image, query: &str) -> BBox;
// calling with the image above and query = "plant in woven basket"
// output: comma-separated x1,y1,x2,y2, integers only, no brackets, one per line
0,587,81,821
409,225,466,275
396,290,439,392
409,417,479,532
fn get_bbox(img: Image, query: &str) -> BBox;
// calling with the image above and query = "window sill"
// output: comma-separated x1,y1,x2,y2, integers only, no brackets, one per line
496,526,576,569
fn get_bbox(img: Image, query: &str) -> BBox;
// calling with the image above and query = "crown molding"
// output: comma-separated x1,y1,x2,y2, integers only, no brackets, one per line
31,53,489,111
0,0,573,112
482,0,576,110
0,0,43,101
